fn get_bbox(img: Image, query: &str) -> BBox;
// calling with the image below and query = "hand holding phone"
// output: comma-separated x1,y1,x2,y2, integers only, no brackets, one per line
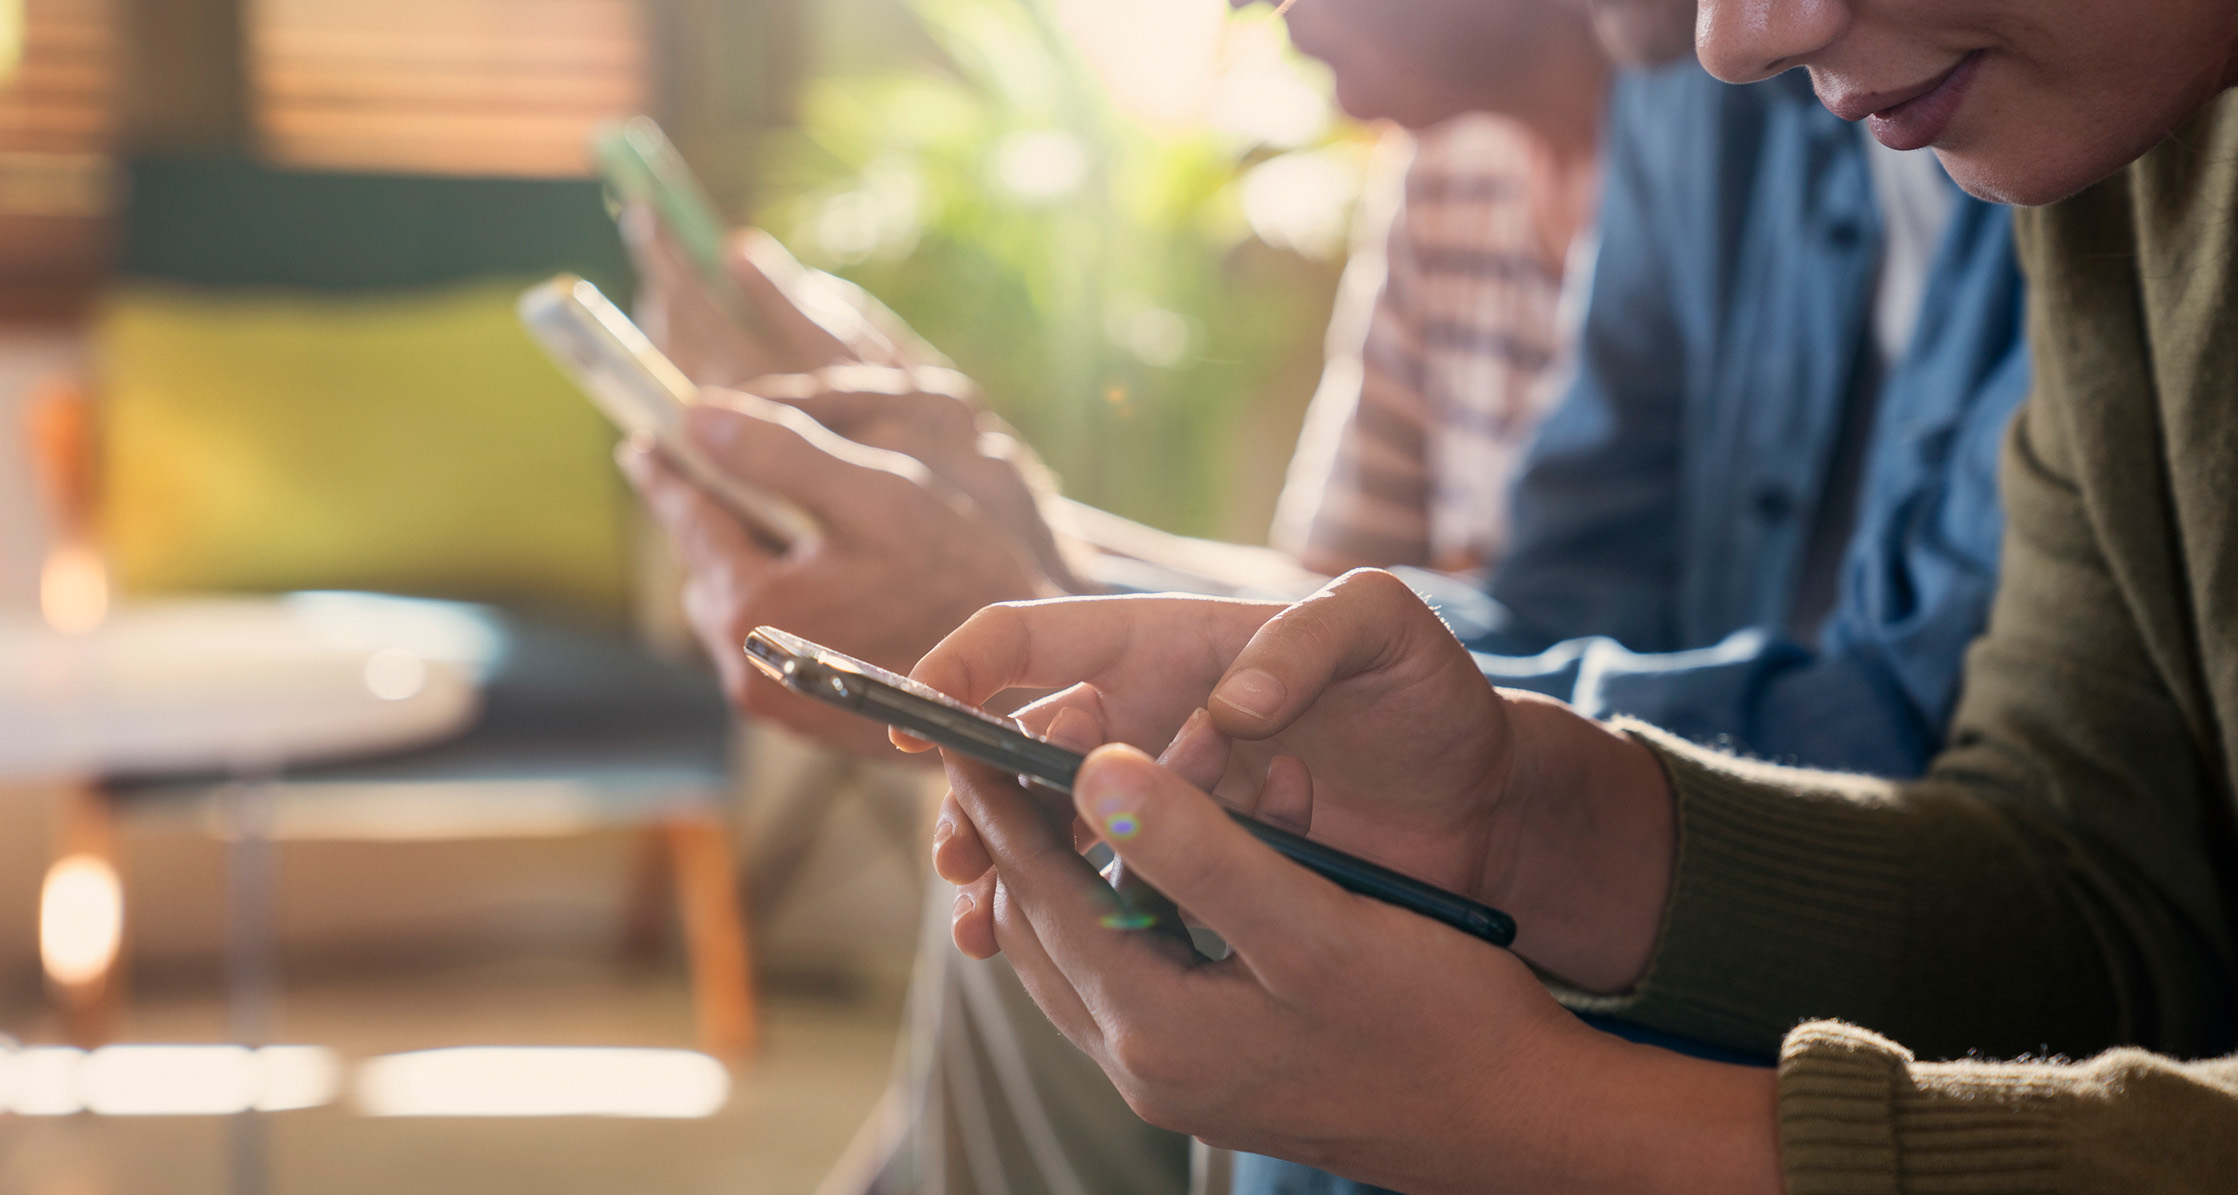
519,273,820,546
598,116,918,379
743,624,1518,947
596,117,781,348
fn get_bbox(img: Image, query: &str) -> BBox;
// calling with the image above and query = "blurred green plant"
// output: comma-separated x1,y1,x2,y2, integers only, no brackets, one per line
753,0,1360,539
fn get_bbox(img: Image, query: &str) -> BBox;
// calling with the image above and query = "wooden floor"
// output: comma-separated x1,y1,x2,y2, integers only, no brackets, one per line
0,949,908,1195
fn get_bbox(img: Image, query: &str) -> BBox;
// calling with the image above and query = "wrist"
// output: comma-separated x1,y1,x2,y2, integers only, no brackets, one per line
1564,1037,1783,1195
1433,1017,1780,1195
1495,694,1678,993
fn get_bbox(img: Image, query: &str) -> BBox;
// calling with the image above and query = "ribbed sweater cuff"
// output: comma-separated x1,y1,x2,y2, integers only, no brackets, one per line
1567,723,1910,1053
1781,1022,2061,1195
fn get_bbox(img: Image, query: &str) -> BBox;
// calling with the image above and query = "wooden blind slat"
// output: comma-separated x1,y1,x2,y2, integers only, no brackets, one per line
252,0,649,178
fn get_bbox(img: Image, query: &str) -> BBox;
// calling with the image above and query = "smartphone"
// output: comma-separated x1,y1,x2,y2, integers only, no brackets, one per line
594,117,779,344
743,625,1518,948
519,273,819,547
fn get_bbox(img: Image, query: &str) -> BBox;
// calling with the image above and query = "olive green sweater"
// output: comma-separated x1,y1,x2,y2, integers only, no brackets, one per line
1589,93,2238,1191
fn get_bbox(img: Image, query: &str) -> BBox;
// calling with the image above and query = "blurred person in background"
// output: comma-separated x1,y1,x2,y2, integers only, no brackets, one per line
625,0,1610,758
1263,0,1602,578
623,0,2025,1191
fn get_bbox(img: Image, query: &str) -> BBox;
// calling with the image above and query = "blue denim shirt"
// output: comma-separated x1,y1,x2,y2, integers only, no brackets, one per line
1462,63,2027,777
1236,63,2028,1195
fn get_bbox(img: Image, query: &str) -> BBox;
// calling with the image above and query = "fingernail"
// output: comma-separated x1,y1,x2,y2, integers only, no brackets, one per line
1155,708,1201,766
952,890,975,917
613,440,650,482
1082,758,1149,841
1213,668,1284,721
931,817,956,849
617,203,651,243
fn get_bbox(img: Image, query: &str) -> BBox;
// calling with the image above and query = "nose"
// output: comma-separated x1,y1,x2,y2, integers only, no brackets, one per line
1696,0,1851,83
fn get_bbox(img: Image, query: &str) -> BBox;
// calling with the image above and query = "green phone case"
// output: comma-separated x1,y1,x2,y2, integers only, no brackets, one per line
594,117,773,340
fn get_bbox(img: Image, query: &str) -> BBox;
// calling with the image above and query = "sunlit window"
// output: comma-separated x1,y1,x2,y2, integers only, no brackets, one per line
0,0,115,313
249,0,649,178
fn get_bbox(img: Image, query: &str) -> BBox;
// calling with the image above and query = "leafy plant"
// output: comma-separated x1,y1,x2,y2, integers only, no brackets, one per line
754,0,1358,538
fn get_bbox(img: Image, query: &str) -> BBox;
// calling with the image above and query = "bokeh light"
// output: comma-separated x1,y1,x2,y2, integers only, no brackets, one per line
355,1047,730,1118
39,853,121,989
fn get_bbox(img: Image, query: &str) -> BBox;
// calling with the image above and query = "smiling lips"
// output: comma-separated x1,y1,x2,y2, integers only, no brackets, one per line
1825,50,1986,152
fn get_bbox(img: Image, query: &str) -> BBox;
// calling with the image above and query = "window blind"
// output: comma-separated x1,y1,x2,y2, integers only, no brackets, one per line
251,0,649,178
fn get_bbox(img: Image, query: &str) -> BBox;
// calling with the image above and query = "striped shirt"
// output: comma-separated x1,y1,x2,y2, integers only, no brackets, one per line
1271,114,1591,575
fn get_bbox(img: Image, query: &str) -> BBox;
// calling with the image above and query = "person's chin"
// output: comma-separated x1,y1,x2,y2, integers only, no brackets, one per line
1935,96,2181,208
1935,136,2128,207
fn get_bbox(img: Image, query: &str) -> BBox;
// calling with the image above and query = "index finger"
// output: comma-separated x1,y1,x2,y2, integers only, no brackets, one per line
726,229,880,369
910,595,1284,709
742,371,982,460
1207,568,1457,739
685,394,943,532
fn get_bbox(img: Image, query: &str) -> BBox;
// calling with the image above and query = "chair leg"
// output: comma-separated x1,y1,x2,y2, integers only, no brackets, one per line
617,824,673,970
45,780,124,1048
662,817,757,1058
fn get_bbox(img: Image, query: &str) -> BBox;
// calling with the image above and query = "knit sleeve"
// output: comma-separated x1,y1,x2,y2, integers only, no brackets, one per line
1556,230,2238,1062
1778,1020,2238,1194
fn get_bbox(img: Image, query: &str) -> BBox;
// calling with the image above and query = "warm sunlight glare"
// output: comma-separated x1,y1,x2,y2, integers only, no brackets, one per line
355,1047,730,1118
39,853,120,988
0,1045,339,1115
362,647,429,701
38,542,108,636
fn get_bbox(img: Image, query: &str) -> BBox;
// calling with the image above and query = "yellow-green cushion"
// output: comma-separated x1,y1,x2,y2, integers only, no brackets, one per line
98,281,633,622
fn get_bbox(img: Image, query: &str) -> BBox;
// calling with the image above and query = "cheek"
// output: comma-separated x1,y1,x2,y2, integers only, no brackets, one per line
1936,59,2205,205
1924,0,2238,203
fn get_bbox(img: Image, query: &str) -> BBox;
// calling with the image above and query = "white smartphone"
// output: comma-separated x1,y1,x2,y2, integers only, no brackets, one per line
519,273,819,547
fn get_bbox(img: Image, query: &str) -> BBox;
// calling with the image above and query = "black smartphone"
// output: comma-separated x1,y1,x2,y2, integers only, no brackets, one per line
742,626,1517,948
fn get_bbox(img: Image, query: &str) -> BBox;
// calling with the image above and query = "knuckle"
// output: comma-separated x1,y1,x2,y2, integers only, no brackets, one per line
1117,1088,1191,1135
717,665,756,713
680,579,729,640
1339,566,1413,606
958,600,1027,649
1107,1053,1211,1136
1102,1023,1177,1089
910,365,978,402
1155,836,1231,909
